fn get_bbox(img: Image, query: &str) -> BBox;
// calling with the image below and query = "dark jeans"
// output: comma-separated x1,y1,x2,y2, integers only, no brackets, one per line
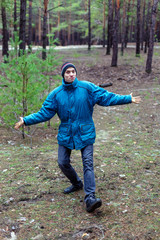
58,144,96,198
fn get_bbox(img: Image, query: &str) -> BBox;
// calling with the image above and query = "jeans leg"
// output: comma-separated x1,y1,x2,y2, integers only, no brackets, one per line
58,145,82,186
81,144,96,197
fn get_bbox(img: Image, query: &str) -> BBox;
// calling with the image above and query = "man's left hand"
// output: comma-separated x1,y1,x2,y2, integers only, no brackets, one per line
130,93,141,104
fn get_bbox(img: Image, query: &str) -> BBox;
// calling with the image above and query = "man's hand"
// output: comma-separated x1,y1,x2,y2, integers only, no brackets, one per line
130,93,141,104
14,117,24,130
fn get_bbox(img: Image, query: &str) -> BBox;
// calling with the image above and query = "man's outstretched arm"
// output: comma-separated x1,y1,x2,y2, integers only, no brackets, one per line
92,83,141,106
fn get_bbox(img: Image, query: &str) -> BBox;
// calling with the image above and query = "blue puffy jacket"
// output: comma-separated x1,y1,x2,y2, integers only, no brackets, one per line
24,78,132,150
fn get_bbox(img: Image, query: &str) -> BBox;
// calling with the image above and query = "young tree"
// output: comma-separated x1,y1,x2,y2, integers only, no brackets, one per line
136,0,141,57
1,0,9,61
19,0,27,55
145,0,159,73
111,0,120,67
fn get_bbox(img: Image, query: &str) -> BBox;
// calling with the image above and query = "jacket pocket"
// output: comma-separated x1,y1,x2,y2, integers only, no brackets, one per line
57,124,70,143
80,123,95,142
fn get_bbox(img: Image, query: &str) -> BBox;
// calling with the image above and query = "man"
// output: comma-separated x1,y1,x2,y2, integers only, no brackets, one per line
15,62,141,212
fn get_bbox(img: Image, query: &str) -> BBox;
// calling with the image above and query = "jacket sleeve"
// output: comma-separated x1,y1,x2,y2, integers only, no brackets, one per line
92,84,132,106
23,94,57,126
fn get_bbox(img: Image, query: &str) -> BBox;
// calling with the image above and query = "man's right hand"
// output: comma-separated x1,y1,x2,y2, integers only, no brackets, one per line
14,117,24,130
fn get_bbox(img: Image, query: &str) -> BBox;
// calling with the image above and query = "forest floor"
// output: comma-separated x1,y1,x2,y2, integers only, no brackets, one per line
0,47,160,240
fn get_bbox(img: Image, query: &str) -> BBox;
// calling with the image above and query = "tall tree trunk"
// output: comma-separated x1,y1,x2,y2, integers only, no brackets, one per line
28,0,32,52
144,0,151,53
38,3,42,45
1,0,9,61
136,0,141,57
42,0,49,60
68,6,71,45
121,0,126,56
19,0,27,56
129,0,135,42
157,21,160,41
106,0,113,55
145,0,159,73
111,0,120,67
14,0,17,32
88,0,91,50
103,0,106,47
124,0,131,47
155,20,158,42
140,0,145,50
13,0,18,55
72,27,75,45
57,0,60,40
47,11,50,43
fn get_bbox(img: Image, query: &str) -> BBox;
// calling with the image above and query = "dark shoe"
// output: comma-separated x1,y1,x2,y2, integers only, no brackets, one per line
86,194,102,212
63,182,83,194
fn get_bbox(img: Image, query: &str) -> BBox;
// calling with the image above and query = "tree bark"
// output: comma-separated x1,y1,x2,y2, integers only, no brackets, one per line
129,0,135,42
111,0,120,67
121,0,126,56
136,0,141,57
68,6,71,45
103,0,106,47
1,0,9,61
14,0,17,32
42,0,49,60
140,0,145,50
106,0,113,55
28,0,32,52
145,0,159,73
88,0,91,50
144,0,151,53
156,21,160,42
57,0,60,40
19,0,27,55
38,2,42,45
124,0,131,47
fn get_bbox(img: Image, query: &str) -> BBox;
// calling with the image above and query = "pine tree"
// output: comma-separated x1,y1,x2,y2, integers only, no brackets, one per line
1,0,9,61
146,0,159,73
19,0,27,55
106,0,113,55
111,0,120,67
136,0,141,57
28,0,33,52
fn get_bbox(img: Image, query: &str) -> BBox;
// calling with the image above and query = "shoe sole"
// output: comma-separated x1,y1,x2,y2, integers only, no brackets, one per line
86,200,102,213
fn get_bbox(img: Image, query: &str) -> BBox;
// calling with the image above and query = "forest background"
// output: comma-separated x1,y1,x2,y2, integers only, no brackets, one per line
0,0,160,240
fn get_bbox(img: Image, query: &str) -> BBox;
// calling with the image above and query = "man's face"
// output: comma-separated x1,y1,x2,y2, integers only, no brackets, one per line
64,67,76,83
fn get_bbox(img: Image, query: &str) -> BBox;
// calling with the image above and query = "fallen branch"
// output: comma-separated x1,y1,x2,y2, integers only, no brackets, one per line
99,82,113,88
